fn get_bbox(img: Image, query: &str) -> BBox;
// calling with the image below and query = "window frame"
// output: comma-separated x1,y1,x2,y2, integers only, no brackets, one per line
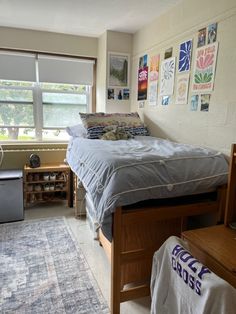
0,49,96,144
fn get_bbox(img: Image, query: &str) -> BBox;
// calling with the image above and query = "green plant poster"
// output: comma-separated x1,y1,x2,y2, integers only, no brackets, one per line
192,42,218,92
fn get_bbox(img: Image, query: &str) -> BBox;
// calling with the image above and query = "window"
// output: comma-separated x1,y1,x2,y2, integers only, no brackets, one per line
0,51,94,142
38,82,90,141
0,80,35,141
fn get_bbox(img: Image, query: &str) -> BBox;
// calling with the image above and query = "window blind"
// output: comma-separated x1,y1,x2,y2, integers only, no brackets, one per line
0,52,36,82
38,55,94,85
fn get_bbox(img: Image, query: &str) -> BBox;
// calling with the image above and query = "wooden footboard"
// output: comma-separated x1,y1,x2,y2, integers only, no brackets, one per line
98,187,226,314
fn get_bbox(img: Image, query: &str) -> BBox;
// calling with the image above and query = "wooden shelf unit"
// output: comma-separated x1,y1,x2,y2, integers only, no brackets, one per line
24,163,72,207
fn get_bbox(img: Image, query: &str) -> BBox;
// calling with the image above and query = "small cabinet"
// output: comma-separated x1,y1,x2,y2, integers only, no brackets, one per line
24,163,72,207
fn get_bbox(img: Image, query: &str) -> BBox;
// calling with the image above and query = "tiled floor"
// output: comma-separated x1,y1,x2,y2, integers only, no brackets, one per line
25,202,151,314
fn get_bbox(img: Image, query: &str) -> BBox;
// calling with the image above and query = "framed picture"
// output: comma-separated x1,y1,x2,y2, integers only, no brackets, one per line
108,52,129,87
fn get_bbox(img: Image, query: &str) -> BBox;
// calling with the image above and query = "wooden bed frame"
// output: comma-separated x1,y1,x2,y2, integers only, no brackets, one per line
224,143,236,225
98,187,227,314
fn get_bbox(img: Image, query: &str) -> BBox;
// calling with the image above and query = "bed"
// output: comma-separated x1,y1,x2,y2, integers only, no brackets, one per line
66,114,228,314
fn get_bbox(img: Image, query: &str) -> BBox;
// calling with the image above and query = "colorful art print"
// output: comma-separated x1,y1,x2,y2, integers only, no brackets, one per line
107,88,114,99
200,94,211,111
176,73,190,105
123,88,130,100
139,54,148,68
149,54,160,82
178,40,192,72
190,95,199,111
164,47,173,59
149,54,159,106
197,28,206,47
192,42,218,92
162,96,170,106
108,52,129,87
138,66,148,101
160,57,176,96
208,23,217,44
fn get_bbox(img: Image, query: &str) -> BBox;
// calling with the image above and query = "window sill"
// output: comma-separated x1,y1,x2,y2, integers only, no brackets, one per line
1,141,68,151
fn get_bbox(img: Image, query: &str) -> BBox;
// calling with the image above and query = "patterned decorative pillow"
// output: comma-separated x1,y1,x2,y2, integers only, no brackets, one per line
79,112,149,139
79,112,105,139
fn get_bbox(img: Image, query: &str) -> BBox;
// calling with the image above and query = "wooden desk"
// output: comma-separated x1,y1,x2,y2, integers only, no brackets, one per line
182,225,236,288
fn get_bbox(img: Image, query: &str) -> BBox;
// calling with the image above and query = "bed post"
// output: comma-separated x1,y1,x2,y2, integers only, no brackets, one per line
217,184,227,222
111,207,122,314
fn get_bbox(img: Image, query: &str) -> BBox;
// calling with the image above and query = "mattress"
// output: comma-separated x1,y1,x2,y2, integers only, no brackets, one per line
67,136,228,240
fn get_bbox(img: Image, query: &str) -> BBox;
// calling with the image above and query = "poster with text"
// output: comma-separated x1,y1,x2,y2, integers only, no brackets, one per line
176,73,190,104
178,39,192,72
149,54,160,106
192,42,218,92
160,57,176,96
138,54,148,100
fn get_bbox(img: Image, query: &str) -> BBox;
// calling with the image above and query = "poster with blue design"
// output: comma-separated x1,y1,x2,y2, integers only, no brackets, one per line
160,57,176,96
178,39,192,72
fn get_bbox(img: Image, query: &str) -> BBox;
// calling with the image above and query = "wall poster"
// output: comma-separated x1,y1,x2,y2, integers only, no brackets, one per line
207,23,217,44
200,94,211,112
197,28,206,47
176,73,190,104
164,47,173,59
190,95,199,111
108,52,129,87
160,57,176,96
162,96,170,106
192,42,218,92
149,54,160,106
178,39,192,72
138,54,148,101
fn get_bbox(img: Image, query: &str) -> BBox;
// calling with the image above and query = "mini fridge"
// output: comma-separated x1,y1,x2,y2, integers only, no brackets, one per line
0,169,24,223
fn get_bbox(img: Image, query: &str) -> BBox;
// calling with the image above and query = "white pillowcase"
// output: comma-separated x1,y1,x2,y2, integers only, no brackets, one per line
66,124,87,137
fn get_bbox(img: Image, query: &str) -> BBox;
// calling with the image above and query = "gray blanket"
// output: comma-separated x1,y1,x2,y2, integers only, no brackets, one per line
67,136,228,240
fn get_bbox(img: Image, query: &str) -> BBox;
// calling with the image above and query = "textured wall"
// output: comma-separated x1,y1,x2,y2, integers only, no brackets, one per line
0,26,97,57
131,0,236,155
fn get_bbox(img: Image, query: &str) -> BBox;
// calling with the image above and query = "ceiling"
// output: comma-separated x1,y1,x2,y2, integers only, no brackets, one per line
0,0,183,37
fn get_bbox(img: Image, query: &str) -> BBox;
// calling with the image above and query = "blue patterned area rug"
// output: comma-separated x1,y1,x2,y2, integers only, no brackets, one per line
0,217,109,313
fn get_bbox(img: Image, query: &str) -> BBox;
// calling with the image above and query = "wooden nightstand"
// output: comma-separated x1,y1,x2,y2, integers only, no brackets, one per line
24,163,72,207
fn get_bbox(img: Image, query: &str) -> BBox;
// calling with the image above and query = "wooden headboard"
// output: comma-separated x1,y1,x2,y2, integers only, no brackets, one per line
224,143,236,225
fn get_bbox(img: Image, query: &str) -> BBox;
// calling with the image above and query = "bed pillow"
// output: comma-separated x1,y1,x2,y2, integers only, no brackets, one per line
66,124,87,137
79,112,149,139
79,112,107,139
